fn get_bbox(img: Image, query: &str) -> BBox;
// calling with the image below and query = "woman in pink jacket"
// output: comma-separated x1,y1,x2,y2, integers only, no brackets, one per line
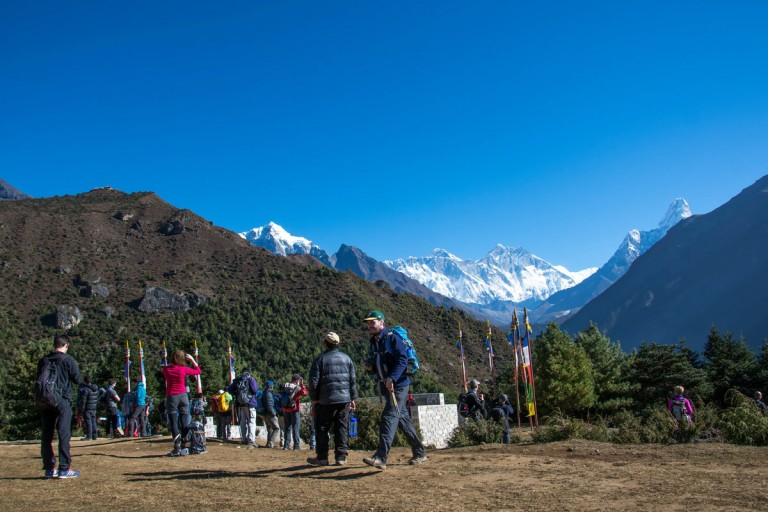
162,350,201,456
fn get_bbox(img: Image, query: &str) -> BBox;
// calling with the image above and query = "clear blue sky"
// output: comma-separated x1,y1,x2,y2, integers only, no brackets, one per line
3,1,767,270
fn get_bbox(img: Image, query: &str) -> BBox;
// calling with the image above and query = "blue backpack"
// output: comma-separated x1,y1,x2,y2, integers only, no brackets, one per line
386,326,420,376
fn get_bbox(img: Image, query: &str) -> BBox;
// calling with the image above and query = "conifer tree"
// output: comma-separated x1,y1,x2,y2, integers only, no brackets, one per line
534,323,596,417
703,326,756,406
573,323,635,414
627,341,709,410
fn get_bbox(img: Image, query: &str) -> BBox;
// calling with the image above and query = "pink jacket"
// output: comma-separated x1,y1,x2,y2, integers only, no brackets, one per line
162,364,201,396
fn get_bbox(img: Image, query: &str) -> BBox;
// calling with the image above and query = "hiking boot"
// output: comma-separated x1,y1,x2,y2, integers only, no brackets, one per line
306,457,329,466
335,457,347,466
408,455,428,465
167,448,189,457
363,456,386,470
57,469,80,479
44,469,58,478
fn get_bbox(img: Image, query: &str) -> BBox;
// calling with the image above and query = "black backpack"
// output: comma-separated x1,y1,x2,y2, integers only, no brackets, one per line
236,375,253,405
457,393,472,418
35,357,63,410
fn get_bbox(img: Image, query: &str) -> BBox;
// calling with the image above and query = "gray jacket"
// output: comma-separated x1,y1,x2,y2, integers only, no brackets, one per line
308,347,358,406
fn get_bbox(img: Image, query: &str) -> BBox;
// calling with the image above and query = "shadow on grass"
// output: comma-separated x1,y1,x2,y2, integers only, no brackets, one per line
89,452,167,459
125,464,380,481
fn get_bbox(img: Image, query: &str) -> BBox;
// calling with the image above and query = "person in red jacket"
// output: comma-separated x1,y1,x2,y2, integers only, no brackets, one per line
162,350,201,456
281,373,308,450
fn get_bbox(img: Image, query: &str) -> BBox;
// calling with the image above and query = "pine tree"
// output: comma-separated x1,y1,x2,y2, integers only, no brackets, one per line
703,326,756,406
573,323,635,414
627,341,709,410
534,323,596,417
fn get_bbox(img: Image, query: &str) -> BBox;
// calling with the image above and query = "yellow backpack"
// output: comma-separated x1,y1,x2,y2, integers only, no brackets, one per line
214,393,230,413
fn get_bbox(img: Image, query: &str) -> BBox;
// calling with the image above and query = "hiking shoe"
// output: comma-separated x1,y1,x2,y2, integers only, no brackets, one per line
167,448,189,457
306,457,329,466
57,469,80,479
363,456,386,470
44,469,58,478
335,458,347,466
408,455,428,465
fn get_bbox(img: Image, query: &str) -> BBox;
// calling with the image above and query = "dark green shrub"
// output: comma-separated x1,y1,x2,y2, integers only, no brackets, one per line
716,390,768,446
530,412,609,443
447,418,512,447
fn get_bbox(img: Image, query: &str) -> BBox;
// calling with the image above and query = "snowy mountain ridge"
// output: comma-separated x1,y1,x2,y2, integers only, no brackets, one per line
384,245,596,305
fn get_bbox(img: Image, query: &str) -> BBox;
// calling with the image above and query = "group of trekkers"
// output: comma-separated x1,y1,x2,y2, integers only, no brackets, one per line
42,307,762,479
36,309,428,478
75,376,153,442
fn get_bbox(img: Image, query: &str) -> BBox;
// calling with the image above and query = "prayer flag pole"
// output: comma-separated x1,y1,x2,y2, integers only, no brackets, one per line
523,308,539,427
485,320,496,396
139,340,146,386
162,339,168,367
193,339,203,395
457,322,468,393
227,340,236,384
124,340,131,392
508,310,523,428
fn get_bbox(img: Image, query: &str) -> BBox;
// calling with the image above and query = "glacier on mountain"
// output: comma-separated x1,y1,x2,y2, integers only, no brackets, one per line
384,245,597,305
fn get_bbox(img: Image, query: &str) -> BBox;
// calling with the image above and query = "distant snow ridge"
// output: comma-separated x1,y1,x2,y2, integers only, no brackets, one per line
239,222,331,265
385,245,597,305
607,198,692,277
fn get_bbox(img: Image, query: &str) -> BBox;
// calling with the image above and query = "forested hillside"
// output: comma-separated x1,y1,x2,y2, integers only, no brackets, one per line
0,189,502,440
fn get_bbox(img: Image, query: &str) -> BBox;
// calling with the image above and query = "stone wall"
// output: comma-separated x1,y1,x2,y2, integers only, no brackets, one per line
409,394,458,449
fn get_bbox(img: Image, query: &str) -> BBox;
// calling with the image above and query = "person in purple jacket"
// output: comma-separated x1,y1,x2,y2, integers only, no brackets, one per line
361,310,426,470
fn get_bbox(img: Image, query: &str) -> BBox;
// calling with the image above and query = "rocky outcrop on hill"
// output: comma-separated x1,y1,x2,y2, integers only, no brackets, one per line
137,286,209,313
55,304,82,329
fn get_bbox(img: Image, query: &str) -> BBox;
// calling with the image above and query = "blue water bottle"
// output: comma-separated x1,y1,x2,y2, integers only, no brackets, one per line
349,414,358,437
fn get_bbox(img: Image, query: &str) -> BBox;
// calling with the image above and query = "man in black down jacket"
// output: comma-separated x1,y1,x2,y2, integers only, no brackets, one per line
77,376,101,440
306,331,358,466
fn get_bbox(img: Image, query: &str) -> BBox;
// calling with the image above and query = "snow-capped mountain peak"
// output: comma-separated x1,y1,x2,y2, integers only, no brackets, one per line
239,222,331,265
385,245,596,305
658,198,692,231
429,248,462,261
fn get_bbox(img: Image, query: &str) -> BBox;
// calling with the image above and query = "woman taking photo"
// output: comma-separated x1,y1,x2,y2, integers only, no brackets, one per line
162,350,201,456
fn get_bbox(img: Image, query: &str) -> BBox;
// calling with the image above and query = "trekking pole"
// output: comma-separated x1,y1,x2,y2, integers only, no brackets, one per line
390,389,400,419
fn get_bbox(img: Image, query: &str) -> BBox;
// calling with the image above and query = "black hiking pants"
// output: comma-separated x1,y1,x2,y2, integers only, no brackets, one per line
315,402,350,462
41,400,73,471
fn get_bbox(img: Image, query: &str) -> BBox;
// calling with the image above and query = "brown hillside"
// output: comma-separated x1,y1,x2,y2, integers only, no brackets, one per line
0,188,502,394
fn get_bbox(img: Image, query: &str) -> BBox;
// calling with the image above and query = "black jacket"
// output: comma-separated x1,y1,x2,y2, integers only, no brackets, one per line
308,347,358,405
464,391,487,420
37,350,81,403
78,383,101,413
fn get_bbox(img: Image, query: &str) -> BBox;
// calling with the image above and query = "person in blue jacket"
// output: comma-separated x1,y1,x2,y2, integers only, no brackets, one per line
361,310,426,470
128,377,147,437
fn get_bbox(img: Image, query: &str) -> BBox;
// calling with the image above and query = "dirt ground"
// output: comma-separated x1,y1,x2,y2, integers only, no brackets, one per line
2,435,767,512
